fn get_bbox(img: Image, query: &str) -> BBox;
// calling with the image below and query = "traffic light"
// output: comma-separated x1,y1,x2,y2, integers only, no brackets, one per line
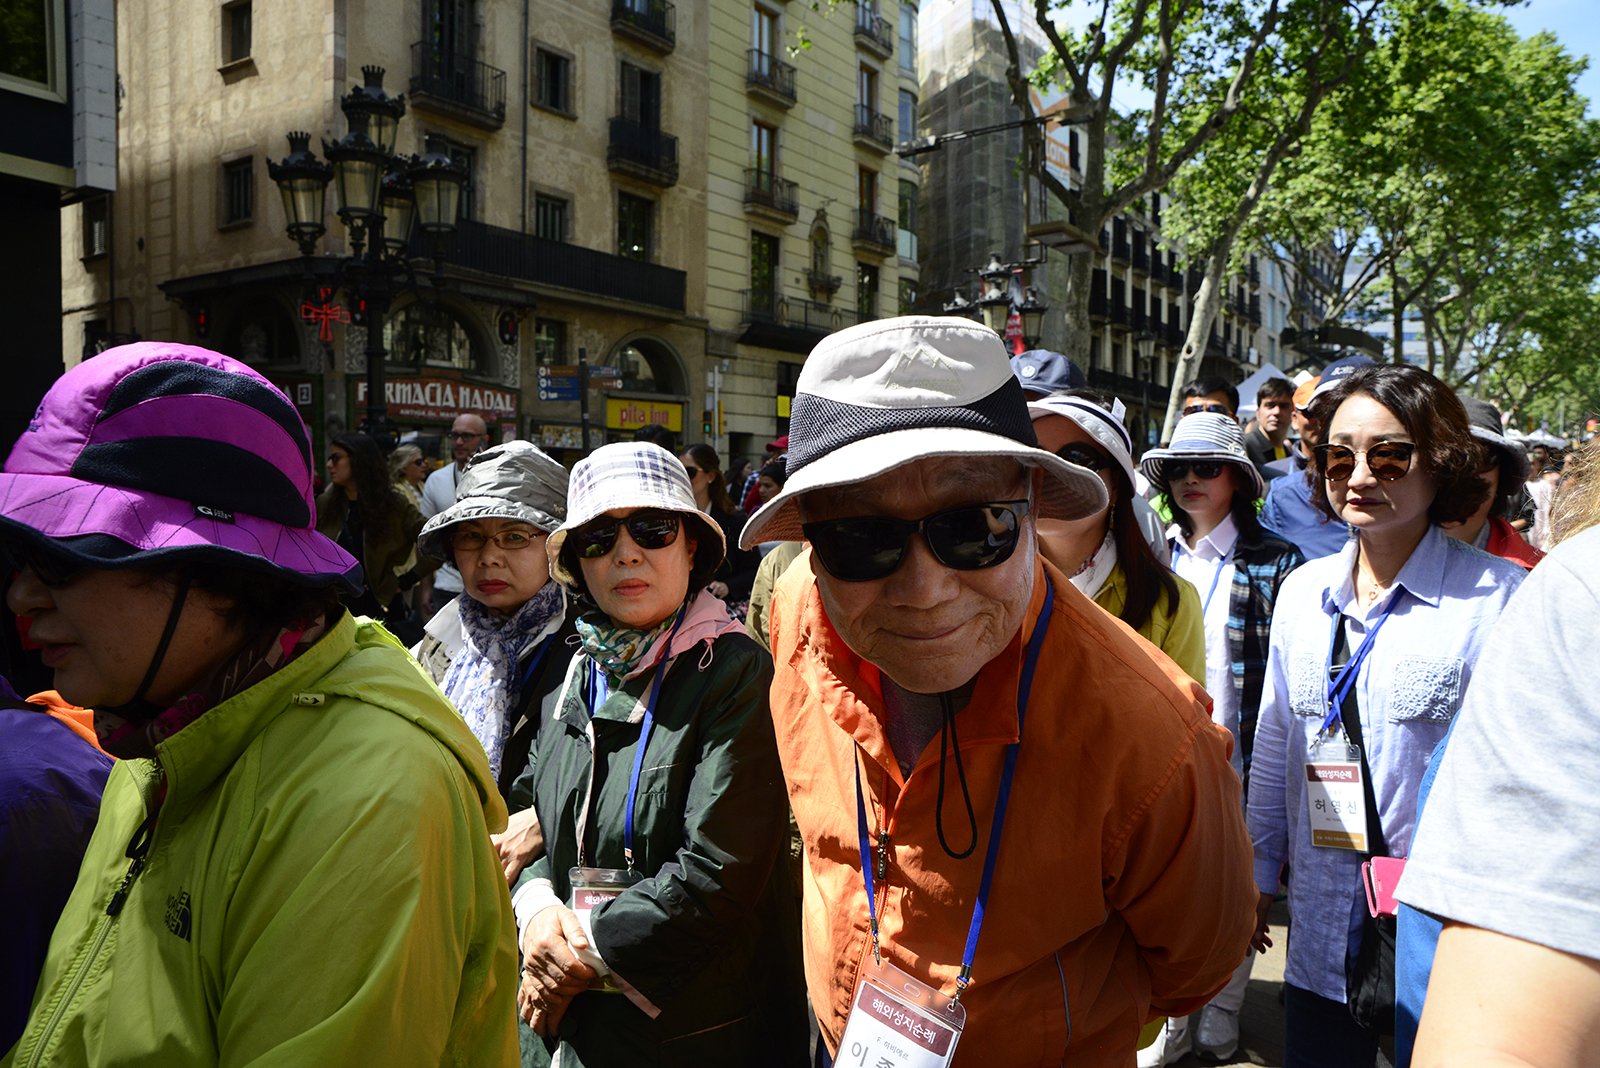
702,409,714,435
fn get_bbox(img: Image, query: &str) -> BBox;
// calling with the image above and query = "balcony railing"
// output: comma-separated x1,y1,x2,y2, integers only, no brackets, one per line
854,6,893,58
607,118,679,187
1131,238,1149,273
852,105,893,152
851,209,895,254
744,168,798,218
746,49,796,106
409,44,507,129
742,290,857,331
610,0,675,53
422,220,685,311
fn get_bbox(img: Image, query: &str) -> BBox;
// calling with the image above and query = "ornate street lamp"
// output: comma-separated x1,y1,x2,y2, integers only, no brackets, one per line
976,251,1013,335
269,66,465,444
1018,286,1048,348
1135,329,1159,452
942,289,978,319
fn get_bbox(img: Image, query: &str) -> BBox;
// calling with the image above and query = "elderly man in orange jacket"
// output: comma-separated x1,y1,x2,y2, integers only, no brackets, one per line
741,316,1258,1067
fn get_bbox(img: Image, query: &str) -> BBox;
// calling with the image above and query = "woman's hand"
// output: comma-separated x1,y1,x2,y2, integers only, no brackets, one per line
1250,891,1276,954
519,905,596,1002
518,975,577,1036
492,807,544,885
708,580,730,599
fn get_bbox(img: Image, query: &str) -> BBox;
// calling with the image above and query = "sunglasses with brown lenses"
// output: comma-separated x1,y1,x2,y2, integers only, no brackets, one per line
1313,441,1417,482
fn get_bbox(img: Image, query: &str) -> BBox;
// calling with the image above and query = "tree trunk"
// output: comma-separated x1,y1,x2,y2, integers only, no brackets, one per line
1163,258,1230,443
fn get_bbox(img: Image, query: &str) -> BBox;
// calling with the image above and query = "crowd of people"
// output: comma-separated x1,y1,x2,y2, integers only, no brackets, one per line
1,326,1596,1068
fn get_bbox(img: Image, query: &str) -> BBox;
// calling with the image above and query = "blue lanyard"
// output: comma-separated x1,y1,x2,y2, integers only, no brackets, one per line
516,632,558,693
1320,604,1395,735
854,575,1054,1002
1169,539,1227,616
586,605,686,872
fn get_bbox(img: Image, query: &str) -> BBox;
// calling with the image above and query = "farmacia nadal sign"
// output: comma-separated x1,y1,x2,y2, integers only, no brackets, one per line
354,377,518,420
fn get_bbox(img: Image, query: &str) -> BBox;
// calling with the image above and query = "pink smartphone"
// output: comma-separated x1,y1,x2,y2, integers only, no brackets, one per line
1362,856,1407,918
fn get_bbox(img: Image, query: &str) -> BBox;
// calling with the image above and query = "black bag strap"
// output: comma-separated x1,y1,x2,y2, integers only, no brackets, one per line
1332,619,1388,858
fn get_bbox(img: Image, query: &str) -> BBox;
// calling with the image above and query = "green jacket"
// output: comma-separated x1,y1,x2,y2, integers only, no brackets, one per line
3,615,520,1068
512,632,805,1066
1094,563,1207,684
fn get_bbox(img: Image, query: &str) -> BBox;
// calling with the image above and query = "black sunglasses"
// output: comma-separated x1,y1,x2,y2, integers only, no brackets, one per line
1165,460,1227,481
571,510,682,559
1314,441,1416,483
802,499,1031,583
1,542,82,588
1183,403,1232,417
681,464,701,478
1056,443,1110,472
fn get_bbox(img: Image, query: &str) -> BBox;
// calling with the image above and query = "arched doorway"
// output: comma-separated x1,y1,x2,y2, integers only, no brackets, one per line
598,335,689,446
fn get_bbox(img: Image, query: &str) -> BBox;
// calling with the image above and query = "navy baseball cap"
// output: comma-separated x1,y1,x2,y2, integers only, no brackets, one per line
1310,354,1378,401
1010,349,1087,397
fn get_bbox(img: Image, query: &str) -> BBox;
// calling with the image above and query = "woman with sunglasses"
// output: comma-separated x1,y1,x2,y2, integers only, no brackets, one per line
511,442,801,1065
2,344,518,1065
1137,412,1305,1066
1027,391,1205,683
1245,365,1526,1067
678,442,758,613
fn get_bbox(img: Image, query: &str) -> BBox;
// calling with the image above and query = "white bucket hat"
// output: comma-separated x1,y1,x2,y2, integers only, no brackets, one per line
1139,412,1266,500
738,316,1107,548
546,442,726,593
1026,394,1138,491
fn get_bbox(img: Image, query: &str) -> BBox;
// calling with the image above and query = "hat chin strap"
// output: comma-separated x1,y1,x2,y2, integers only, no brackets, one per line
102,575,193,724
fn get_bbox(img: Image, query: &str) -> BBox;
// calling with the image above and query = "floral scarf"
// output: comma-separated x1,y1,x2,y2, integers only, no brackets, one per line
440,580,565,782
95,614,331,760
574,608,680,685
1069,530,1119,601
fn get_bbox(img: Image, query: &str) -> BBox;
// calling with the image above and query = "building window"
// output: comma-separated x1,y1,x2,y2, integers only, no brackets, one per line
752,4,779,55
618,191,654,261
751,231,780,316
385,303,481,370
857,262,879,321
534,193,568,242
1,0,63,96
858,167,877,213
897,179,917,261
82,197,109,259
221,158,254,227
898,88,916,142
751,120,778,177
534,46,572,114
898,2,917,74
857,65,877,112
442,139,476,220
619,61,663,129
221,1,252,64
533,318,566,367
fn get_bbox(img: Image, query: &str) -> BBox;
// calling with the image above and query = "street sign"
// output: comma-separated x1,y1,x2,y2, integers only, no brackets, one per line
537,365,581,402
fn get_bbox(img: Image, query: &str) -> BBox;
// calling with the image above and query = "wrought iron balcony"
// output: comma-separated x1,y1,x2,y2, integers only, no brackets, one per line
409,44,507,129
611,0,675,53
854,6,893,58
1131,237,1149,273
851,209,895,255
744,168,799,220
425,220,685,311
740,290,857,353
852,105,893,152
607,118,679,187
746,49,796,107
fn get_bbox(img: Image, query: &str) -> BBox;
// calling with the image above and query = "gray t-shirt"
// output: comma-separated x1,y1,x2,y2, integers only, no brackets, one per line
1396,523,1600,960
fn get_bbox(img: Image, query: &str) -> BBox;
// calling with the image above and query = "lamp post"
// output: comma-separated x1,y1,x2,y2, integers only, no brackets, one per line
1018,286,1048,349
1135,330,1158,452
268,65,466,444
941,289,979,320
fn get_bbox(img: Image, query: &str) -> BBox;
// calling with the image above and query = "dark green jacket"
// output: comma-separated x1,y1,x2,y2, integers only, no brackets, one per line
512,633,804,1066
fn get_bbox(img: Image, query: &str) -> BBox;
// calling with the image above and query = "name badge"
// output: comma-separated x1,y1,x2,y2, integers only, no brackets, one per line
569,866,640,992
837,956,965,1068
1305,738,1368,851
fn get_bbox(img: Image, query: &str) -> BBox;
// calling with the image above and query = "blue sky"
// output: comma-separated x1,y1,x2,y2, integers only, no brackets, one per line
1503,0,1598,114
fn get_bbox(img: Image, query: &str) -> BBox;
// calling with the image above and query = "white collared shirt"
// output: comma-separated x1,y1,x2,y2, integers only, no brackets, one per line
1171,513,1242,775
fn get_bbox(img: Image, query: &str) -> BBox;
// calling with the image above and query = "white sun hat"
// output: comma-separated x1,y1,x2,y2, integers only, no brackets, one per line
737,315,1108,548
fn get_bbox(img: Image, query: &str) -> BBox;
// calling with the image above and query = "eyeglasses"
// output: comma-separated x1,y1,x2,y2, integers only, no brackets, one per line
802,499,1030,583
447,431,482,442
409,458,428,468
1314,441,1416,482
681,464,701,478
571,510,682,559
1056,443,1110,472
1165,460,1227,481
1183,403,1233,417
450,527,544,553
2,542,82,588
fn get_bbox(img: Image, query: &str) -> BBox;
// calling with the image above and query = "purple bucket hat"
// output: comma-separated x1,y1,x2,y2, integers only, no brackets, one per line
0,341,360,590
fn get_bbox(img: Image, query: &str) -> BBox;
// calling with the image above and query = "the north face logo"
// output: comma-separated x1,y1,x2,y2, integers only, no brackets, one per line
165,891,192,941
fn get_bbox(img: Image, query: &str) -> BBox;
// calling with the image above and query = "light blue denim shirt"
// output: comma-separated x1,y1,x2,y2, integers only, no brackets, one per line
1245,523,1525,1000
